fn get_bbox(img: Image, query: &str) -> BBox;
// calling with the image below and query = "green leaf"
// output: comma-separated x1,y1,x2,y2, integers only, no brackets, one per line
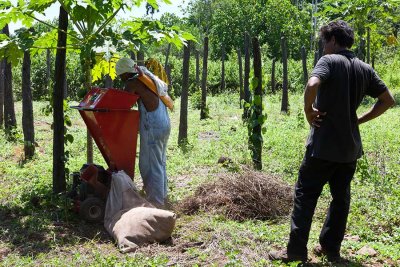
250,77,258,91
253,95,262,107
83,0,98,11
0,39,23,65
65,134,74,144
262,127,267,134
181,31,197,41
65,117,72,127
71,5,88,24
257,115,266,125
27,0,56,13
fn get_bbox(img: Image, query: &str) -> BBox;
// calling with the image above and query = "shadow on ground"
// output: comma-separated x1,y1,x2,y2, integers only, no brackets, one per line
301,260,367,267
0,187,112,258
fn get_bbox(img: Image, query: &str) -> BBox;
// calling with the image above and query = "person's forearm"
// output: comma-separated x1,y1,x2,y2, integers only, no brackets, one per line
304,77,320,112
358,101,392,124
358,91,395,125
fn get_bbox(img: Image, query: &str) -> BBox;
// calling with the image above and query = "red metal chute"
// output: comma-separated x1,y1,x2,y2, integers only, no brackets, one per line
72,88,140,178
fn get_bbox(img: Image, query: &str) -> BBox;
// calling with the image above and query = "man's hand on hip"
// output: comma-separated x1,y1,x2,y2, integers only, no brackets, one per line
305,106,326,128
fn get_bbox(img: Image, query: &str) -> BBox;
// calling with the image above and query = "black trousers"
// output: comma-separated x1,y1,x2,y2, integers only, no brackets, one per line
287,147,357,257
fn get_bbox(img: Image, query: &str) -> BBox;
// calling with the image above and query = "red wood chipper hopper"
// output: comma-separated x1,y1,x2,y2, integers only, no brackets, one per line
69,87,140,222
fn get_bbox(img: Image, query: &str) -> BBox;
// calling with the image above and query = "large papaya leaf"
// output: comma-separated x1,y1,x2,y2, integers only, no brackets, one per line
0,38,23,65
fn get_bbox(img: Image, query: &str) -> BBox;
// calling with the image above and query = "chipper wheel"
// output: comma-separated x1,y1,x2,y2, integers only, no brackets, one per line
79,197,105,223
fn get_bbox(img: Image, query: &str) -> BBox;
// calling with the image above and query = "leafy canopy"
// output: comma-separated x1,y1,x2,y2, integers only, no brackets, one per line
0,0,195,77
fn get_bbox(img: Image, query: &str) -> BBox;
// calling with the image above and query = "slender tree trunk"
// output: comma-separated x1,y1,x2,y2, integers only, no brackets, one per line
165,64,172,92
358,38,365,61
281,36,289,113
79,42,95,164
137,50,145,66
271,58,276,94
104,74,113,88
195,49,200,87
53,6,68,193
178,41,191,145
251,37,263,170
22,50,35,159
220,44,226,93
46,49,51,95
301,46,308,87
63,75,68,99
200,37,209,120
2,25,17,132
130,51,136,61
243,32,251,119
318,38,323,60
372,54,375,69
238,48,243,108
311,0,316,51
313,50,319,67
367,28,370,64
0,59,4,127
164,43,171,69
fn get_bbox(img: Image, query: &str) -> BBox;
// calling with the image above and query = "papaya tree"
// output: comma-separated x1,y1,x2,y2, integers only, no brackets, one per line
0,60,3,127
16,28,36,159
0,0,194,193
0,24,17,133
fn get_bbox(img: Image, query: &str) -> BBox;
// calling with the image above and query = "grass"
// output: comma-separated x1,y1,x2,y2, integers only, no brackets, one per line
0,81,399,266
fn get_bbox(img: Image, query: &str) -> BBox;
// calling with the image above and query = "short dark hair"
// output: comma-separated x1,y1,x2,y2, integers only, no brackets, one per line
320,20,354,48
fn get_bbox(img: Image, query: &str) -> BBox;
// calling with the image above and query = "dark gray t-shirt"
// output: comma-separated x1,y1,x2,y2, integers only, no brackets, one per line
307,50,388,163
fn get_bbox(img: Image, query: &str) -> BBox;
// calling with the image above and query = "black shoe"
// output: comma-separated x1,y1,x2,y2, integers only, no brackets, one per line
313,245,344,263
268,249,307,263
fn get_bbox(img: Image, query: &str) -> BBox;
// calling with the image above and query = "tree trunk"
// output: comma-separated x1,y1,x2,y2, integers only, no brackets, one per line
46,49,51,95
313,50,319,67
358,38,365,61
53,6,68,193
195,49,200,87
178,41,191,145
0,59,4,127
318,38,323,60
372,54,375,69
137,50,145,66
200,37,209,120
251,37,263,170
281,36,289,113
311,0,316,52
301,46,308,87
220,44,226,93
271,58,276,94
2,25,17,132
164,43,171,69
63,75,68,99
104,74,113,88
130,51,136,61
165,64,172,92
238,48,243,108
22,50,35,159
79,43,94,164
367,28,370,64
243,32,251,119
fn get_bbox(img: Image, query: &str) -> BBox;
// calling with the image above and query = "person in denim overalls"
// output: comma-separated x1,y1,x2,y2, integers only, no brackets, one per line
115,58,171,207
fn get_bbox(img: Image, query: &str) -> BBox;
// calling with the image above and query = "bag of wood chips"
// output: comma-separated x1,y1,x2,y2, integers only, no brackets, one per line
104,171,176,253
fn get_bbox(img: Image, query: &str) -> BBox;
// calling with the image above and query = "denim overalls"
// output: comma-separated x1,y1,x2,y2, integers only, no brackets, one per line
138,98,170,206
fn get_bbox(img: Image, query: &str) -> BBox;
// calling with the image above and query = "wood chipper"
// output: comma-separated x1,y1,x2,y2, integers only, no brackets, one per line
69,87,140,223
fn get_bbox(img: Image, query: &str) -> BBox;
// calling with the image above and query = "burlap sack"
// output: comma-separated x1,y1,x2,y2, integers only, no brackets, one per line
113,207,176,253
104,171,176,253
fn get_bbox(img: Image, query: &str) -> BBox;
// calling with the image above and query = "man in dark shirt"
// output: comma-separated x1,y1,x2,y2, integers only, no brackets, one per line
269,20,395,263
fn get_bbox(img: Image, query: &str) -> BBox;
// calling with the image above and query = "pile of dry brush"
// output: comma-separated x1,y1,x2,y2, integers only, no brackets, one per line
177,168,293,221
